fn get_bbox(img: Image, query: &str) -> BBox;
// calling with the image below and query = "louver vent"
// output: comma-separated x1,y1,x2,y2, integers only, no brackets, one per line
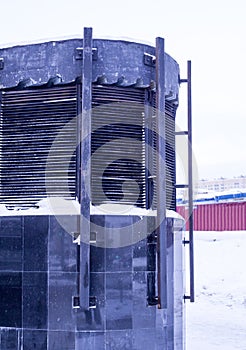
0,85,77,208
165,101,176,211
0,84,176,210
152,96,177,211
91,85,147,208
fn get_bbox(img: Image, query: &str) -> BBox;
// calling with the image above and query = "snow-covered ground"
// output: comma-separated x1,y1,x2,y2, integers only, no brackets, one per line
186,231,246,349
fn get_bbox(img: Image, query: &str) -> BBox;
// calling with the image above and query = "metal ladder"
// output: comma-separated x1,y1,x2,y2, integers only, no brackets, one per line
176,61,195,302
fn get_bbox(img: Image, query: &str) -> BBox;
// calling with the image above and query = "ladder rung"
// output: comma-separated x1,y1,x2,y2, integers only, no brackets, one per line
175,184,189,188
175,131,188,135
179,78,188,83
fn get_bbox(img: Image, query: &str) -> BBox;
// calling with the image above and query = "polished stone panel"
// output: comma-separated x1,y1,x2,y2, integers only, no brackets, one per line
132,271,155,329
48,272,77,331
49,216,77,273
0,217,22,237
76,332,105,350
76,272,105,332
48,331,75,350
23,272,47,329
106,246,133,272
105,272,133,330
132,329,156,350
89,272,105,328
0,237,22,271
133,240,147,271
90,245,105,272
23,330,47,350
24,216,48,272
105,330,133,350
0,328,20,350
0,272,22,328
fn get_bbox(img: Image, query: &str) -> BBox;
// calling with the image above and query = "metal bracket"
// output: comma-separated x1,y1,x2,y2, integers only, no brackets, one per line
75,47,98,61
89,296,97,309
147,296,159,306
0,58,4,70
72,296,97,309
144,53,156,67
72,296,80,309
90,231,96,244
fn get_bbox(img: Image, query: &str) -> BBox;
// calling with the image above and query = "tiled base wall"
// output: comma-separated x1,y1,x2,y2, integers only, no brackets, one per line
0,215,184,350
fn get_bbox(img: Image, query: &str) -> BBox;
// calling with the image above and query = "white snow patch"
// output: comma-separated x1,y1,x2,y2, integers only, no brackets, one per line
0,198,80,216
90,203,157,216
166,209,184,220
186,230,246,349
90,203,183,220
0,199,184,221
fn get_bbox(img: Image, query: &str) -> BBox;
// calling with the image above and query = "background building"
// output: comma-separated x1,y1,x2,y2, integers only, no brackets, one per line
197,176,246,192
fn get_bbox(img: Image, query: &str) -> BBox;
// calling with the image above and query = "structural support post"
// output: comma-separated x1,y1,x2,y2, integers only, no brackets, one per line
79,27,92,310
155,36,167,309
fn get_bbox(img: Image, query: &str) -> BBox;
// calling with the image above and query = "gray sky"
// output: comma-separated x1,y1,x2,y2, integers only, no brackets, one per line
1,0,245,180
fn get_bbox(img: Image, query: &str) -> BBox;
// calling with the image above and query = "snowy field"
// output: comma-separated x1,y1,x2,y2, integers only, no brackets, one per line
186,231,246,350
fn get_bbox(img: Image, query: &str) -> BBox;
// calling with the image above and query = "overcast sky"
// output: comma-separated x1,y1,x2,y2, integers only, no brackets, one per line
1,0,245,180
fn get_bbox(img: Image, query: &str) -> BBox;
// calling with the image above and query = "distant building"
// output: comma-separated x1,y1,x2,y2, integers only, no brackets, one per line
177,176,246,231
198,176,246,192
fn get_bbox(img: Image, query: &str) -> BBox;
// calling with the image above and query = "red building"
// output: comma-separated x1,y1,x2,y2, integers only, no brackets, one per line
177,201,246,231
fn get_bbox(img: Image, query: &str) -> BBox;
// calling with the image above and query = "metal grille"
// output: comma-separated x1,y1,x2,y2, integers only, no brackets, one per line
165,101,176,211
152,95,177,211
0,85,77,208
0,84,176,210
91,85,146,207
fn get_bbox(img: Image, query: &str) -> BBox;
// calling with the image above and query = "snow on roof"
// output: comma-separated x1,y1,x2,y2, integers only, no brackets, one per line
0,198,80,216
0,197,184,220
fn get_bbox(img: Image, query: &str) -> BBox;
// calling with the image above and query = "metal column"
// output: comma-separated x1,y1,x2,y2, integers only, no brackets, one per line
155,37,167,309
79,27,92,310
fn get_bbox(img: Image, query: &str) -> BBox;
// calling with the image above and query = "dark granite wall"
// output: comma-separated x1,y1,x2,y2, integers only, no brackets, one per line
0,215,184,350
0,216,48,349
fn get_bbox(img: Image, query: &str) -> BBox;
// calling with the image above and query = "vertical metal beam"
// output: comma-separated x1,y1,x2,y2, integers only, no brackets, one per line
0,91,2,195
187,60,195,302
80,27,92,310
156,37,167,309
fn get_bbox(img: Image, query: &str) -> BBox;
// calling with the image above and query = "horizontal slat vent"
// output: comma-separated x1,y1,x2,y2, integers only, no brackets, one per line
165,103,176,211
91,85,146,208
152,96,177,211
0,83,176,210
0,85,77,208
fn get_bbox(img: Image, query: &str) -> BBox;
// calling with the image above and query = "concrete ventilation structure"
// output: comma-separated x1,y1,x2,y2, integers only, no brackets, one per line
0,28,187,349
